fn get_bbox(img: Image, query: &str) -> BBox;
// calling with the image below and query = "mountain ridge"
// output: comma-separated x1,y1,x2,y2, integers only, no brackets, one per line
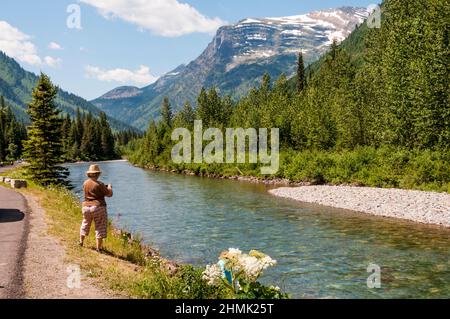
0,51,136,132
93,6,369,130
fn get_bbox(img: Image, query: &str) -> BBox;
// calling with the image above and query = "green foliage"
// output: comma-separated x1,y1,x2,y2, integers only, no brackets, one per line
61,108,120,162
134,264,228,299
0,51,134,132
359,0,450,148
296,51,306,94
0,95,27,163
23,74,69,186
282,147,450,192
124,0,449,192
235,282,289,299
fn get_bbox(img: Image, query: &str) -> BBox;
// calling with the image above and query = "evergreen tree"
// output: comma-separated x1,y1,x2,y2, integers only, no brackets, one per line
178,101,196,129
296,51,306,94
207,87,225,127
99,112,116,159
61,114,72,157
23,74,69,186
196,88,209,123
161,97,173,128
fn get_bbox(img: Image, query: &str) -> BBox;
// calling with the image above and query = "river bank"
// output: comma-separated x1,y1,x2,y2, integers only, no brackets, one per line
3,166,228,299
64,161,450,298
270,186,450,228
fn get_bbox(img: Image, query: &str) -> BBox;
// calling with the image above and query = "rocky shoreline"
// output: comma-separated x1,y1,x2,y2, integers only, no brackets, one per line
269,186,450,228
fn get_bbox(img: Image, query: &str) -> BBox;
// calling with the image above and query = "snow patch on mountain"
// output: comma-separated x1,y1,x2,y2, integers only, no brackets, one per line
224,7,369,72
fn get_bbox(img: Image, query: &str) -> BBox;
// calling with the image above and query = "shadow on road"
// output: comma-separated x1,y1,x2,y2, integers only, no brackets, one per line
0,209,25,223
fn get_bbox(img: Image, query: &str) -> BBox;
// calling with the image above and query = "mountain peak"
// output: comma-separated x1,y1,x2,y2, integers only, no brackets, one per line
94,6,369,129
99,86,143,100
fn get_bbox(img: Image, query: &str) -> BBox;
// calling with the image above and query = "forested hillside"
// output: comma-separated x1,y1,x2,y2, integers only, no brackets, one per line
92,7,368,130
0,51,136,132
126,0,449,192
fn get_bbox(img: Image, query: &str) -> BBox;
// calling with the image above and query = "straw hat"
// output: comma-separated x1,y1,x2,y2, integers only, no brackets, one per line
86,164,102,175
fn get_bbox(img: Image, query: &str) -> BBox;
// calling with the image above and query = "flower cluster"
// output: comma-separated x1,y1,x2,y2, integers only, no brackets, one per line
202,263,223,286
237,250,277,281
202,248,277,287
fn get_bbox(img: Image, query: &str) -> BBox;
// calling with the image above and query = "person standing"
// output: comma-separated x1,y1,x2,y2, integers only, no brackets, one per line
79,164,113,252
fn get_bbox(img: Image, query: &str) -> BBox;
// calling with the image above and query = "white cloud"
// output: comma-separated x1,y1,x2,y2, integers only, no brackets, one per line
85,65,158,85
0,20,61,67
44,56,62,67
48,42,63,50
80,0,225,37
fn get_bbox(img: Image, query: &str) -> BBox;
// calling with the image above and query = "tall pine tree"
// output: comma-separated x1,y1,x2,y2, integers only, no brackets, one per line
297,51,306,94
23,74,69,186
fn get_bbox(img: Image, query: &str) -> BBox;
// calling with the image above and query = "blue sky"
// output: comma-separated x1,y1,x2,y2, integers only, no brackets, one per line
0,0,375,100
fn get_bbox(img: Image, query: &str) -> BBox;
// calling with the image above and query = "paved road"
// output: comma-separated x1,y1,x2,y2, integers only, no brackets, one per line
0,168,28,299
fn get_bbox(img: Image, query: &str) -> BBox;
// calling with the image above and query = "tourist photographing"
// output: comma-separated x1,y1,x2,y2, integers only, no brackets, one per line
79,164,113,252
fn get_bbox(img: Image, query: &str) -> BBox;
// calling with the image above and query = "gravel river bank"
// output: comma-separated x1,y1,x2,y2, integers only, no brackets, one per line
270,186,450,228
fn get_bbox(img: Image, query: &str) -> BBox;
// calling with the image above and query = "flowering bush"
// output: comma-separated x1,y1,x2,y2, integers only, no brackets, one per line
202,248,288,299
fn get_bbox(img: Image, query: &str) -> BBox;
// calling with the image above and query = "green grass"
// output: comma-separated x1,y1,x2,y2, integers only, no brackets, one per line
5,167,229,299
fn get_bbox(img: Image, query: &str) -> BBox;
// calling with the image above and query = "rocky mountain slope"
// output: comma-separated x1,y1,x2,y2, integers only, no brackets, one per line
93,7,369,130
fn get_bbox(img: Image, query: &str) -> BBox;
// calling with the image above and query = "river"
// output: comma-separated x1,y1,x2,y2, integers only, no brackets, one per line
66,160,450,299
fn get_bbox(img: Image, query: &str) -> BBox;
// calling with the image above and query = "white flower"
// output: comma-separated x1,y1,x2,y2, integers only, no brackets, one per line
239,255,261,280
235,253,277,281
202,263,222,286
204,248,278,287
227,248,242,257
260,256,277,270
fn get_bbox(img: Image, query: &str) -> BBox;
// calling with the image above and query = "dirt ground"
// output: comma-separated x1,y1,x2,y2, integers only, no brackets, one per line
23,194,116,299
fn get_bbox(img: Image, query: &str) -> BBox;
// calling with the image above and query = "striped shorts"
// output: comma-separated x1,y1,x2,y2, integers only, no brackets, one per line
80,206,108,239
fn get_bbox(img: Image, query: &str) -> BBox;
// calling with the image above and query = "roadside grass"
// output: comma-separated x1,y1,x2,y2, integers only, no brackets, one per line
4,167,228,299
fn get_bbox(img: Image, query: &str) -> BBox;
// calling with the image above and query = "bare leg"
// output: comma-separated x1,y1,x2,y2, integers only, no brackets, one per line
96,238,103,251
79,235,85,246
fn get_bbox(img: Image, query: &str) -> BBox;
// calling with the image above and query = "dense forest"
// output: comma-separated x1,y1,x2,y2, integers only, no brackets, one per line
0,92,128,166
127,0,450,192
4,73,132,184
0,96,27,163
0,51,136,132
60,109,119,162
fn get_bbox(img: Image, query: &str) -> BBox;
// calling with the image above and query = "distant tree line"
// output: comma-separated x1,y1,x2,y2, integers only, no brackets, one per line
2,74,138,185
115,129,143,147
1,92,125,167
132,0,449,157
60,109,120,162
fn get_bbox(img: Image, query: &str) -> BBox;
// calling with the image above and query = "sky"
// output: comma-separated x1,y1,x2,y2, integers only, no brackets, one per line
0,0,375,100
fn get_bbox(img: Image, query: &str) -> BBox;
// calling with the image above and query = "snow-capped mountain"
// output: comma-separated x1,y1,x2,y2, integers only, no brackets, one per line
93,7,369,129
218,6,368,72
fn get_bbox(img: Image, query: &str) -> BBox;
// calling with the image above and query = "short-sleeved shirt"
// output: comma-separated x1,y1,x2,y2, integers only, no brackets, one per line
83,179,109,207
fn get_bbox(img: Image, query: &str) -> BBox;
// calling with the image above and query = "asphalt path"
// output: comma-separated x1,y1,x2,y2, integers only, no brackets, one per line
0,166,28,298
